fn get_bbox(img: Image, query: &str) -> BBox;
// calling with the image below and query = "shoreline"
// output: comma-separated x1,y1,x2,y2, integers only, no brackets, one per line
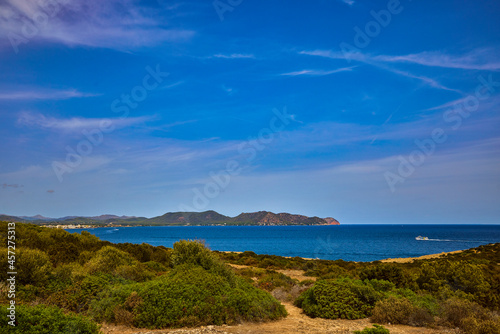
379,249,465,263
221,248,467,263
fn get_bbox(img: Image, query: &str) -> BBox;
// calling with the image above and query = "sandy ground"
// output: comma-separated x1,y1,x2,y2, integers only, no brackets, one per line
380,250,464,263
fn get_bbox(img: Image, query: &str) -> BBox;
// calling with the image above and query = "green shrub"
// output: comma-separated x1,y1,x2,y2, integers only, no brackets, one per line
143,261,168,273
88,283,138,324
90,264,286,328
171,240,236,284
295,278,381,319
84,246,136,274
0,304,100,334
359,264,414,289
48,274,115,312
371,296,414,324
365,279,396,292
371,296,433,327
257,270,297,292
171,239,213,267
417,261,492,307
115,263,155,282
354,324,390,334
82,246,154,282
0,248,52,286
439,298,500,333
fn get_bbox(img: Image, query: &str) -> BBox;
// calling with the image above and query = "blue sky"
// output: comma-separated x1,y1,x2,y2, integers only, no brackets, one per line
0,0,499,223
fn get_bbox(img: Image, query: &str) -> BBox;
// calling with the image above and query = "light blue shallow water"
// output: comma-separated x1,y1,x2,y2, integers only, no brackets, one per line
67,224,500,262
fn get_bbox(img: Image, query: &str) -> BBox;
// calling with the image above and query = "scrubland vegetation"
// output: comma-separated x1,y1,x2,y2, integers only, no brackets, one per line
0,223,285,333
219,244,500,333
1,221,499,334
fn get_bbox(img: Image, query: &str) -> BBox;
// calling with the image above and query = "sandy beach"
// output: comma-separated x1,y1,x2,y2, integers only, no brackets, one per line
379,249,465,263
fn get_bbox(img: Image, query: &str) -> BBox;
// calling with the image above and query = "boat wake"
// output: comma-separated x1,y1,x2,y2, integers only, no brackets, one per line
104,228,119,234
427,238,487,242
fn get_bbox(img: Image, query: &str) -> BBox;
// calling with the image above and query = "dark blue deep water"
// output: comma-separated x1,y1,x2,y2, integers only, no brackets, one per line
67,225,500,262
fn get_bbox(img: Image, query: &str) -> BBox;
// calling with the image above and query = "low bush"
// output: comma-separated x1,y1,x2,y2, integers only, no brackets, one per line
371,296,433,327
143,261,168,273
0,248,52,286
256,270,297,292
365,279,396,292
171,240,235,284
83,246,155,282
304,264,348,279
0,304,100,334
359,263,415,289
84,246,135,274
91,264,287,328
295,278,381,319
439,298,500,333
47,273,117,312
354,324,390,334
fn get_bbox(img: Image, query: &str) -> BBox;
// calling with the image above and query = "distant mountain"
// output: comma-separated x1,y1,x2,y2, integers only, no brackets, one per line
19,214,53,220
231,211,327,225
0,211,340,226
148,210,230,225
142,211,338,226
0,214,29,223
58,216,80,220
324,217,340,225
88,214,137,221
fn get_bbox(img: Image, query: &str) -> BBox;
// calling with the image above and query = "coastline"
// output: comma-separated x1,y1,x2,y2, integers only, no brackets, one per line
379,249,465,263
222,249,466,263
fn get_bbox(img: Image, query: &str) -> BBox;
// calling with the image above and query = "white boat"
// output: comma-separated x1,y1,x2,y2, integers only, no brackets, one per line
415,236,429,240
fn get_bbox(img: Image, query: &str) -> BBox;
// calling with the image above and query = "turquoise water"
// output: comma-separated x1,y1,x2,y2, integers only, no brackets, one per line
67,224,500,262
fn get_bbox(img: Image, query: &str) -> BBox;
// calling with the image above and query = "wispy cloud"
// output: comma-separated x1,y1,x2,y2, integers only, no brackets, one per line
0,0,195,50
424,97,470,111
18,112,152,131
2,183,23,188
281,66,356,77
377,65,461,93
222,85,235,95
340,0,355,6
300,48,500,71
211,53,255,59
372,49,500,71
0,88,98,101
299,50,460,92
299,49,346,59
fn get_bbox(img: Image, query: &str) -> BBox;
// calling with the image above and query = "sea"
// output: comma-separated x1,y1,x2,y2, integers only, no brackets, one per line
66,224,500,262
